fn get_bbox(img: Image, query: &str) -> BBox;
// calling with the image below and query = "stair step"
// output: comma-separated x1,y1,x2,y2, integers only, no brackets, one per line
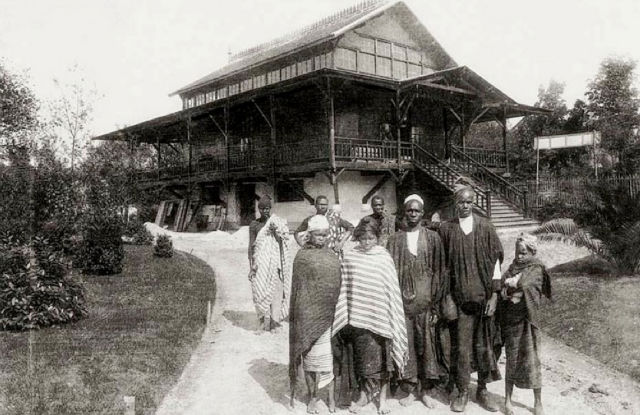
491,217,526,224
491,213,522,219
492,219,540,228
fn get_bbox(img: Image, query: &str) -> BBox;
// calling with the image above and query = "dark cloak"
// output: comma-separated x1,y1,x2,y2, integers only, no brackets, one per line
439,214,504,383
288,246,341,385
498,256,552,328
438,214,504,305
387,228,450,381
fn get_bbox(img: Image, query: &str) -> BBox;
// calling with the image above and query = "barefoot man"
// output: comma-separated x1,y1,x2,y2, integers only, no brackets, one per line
289,215,342,413
439,185,503,412
248,196,292,332
387,194,450,409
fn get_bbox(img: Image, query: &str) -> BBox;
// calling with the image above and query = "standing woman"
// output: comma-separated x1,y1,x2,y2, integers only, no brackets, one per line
497,234,552,415
332,217,408,414
289,215,342,414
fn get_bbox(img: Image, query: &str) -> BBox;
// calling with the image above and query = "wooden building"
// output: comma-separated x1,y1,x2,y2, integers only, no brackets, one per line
94,0,546,231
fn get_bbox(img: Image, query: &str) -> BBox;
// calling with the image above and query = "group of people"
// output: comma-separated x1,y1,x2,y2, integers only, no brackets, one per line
247,188,551,415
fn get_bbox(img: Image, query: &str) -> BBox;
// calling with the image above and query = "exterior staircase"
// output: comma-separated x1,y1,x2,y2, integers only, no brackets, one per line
489,197,539,230
412,143,539,230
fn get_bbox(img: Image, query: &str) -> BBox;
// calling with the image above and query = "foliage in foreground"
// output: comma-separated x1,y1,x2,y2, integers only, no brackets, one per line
533,182,640,273
75,214,125,275
0,236,87,331
0,245,215,414
123,219,153,245
153,234,173,258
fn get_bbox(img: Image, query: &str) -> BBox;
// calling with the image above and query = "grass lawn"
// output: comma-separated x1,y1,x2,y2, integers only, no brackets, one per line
0,245,216,415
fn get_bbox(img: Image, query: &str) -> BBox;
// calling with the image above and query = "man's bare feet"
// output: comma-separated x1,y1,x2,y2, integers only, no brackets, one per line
421,391,435,409
348,392,368,413
399,391,416,407
534,403,545,415
377,401,391,414
307,397,319,414
328,401,336,413
504,400,514,415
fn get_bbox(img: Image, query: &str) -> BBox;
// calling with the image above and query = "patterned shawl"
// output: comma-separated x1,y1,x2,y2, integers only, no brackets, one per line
332,245,408,375
251,215,292,320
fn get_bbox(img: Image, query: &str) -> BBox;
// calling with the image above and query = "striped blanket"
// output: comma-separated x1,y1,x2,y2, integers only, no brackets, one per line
332,245,408,375
251,215,292,321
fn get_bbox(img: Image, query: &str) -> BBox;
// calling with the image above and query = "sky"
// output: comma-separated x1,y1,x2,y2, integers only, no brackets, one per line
1,0,639,136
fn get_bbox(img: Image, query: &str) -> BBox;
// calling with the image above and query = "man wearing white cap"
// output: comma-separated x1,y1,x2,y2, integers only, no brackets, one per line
439,185,504,412
386,194,450,408
289,214,342,413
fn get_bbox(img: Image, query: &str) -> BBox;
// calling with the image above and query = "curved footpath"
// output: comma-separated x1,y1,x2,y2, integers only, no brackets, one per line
152,228,640,415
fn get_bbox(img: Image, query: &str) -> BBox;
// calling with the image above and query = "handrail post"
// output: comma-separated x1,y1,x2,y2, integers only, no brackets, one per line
523,187,529,218
486,190,492,217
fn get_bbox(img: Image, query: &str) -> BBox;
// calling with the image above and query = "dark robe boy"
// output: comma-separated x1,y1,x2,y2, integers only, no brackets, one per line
386,194,449,408
438,186,504,413
360,195,395,247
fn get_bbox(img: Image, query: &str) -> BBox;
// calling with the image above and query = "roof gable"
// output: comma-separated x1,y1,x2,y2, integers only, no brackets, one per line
170,0,456,96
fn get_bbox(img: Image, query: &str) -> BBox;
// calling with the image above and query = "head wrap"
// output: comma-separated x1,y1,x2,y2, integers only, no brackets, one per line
517,233,538,254
453,184,475,202
403,194,424,207
257,196,272,208
308,214,330,232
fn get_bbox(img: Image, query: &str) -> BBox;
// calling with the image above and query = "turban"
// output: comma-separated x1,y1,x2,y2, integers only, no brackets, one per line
257,196,272,208
308,214,330,232
453,184,475,202
404,194,424,207
517,233,538,254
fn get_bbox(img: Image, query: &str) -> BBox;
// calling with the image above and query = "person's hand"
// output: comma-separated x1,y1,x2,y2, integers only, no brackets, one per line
248,266,257,281
485,293,498,317
429,311,439,326
333,241,344,252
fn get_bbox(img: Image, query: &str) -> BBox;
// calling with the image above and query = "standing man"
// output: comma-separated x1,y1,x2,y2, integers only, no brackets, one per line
295,195,354,256
249,196,292,332
438,185,503,412
359,195,395,247
387,194,450,408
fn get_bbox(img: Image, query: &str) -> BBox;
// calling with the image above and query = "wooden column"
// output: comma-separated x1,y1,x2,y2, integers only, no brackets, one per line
269,95,277,181
501,105,509,173
396,90,402,169
156,136,161,181
327,78,339,204
460,107,466,150
442,107,450,159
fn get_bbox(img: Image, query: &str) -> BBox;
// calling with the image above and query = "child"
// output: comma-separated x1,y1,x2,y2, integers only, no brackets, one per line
497,233,552,415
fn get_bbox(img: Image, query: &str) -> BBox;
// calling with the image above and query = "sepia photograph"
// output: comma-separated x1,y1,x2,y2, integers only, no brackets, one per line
1,0,639,414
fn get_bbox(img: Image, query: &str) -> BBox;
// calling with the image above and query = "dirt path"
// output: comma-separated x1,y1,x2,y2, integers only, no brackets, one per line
153,228,640,415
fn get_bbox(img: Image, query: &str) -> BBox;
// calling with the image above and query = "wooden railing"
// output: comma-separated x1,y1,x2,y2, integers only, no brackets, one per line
412,143,491,215
452,145,506,168
275,140,329,165
450,146,528,216
335,138,412,162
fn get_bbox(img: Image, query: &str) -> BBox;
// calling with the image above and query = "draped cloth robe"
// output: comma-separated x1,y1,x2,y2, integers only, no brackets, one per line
289,246,342,389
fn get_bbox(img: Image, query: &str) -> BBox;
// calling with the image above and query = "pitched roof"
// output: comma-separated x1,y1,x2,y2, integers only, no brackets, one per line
170,0,455,97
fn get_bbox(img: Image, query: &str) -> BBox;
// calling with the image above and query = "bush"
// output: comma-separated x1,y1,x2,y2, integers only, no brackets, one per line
123,220,153,245
535,193,582,222
0,240,87,331
76,214,125,275
154,234,173,258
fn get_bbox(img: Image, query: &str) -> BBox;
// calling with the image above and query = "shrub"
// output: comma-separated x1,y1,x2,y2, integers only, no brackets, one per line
76,214,125,275
534,182,640,273
123,220,153,245
154,234,173,258
0,241,87,331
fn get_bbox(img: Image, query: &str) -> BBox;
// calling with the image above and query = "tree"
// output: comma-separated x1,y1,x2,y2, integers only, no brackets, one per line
0,61,39,147
47,66,98,172
586,57,640,173
510,80,569,177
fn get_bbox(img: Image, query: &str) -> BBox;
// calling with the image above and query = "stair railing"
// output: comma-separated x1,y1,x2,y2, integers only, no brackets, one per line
412,143,491,215
450,146,528,216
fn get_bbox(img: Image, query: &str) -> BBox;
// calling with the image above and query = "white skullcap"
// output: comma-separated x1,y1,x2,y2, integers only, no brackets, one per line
404,194,424,206
308,214,330,232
